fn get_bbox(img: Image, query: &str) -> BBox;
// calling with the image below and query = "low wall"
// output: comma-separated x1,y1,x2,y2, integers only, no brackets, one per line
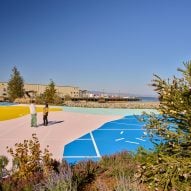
64,101,159,109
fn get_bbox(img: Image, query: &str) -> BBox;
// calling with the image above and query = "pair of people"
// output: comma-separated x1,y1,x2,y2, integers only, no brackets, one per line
29,101,49,127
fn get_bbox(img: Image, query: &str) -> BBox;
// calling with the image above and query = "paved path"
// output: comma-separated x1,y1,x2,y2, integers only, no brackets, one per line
0,111,122,168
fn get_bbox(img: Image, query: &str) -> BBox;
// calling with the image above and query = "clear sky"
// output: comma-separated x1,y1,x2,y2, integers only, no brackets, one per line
0,0,191,96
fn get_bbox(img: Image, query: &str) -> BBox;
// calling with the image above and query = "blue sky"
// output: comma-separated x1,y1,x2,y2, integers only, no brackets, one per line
0,0,191,96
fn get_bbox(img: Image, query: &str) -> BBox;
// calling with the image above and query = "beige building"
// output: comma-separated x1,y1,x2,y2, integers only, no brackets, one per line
0,82,80,101
0,82,8,101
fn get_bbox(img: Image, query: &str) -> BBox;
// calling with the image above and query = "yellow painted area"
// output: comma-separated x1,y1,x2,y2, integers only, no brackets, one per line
0,106,62,121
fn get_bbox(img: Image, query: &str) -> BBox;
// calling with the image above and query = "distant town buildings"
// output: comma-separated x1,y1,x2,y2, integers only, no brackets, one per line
0,82,7,101
0,82,140,102
0,82,80,101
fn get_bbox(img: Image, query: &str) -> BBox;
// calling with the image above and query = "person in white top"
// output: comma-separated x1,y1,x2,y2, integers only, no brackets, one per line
29,100,37,127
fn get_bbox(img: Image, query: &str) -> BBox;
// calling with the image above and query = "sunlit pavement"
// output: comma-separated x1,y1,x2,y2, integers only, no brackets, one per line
0,111,122,169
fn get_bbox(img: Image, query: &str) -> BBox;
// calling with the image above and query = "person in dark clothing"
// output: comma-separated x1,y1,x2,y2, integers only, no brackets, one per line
43,103,49,126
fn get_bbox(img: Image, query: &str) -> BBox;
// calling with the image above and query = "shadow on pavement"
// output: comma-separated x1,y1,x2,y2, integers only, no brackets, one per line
37,120,64,127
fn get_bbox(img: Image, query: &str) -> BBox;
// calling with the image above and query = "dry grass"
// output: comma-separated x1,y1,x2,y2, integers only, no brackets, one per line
0,106,62,121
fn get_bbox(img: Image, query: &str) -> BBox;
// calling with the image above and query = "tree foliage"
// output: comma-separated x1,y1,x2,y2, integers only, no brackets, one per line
0,134,54,190
7,134,53,180
138,62,191,190
43,79,57,104
42,79,63,104
7,66,24,102
0,155,8,179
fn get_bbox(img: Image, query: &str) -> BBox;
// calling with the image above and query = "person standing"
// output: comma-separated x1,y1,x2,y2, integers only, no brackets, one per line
43,103,49,126
29,100,37,127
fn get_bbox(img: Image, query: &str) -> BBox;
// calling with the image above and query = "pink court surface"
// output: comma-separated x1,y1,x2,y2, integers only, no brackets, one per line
0,110,122,168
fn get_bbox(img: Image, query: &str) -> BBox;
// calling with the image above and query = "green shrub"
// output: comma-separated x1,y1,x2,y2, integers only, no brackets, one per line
138,62,191,190
1,172,43,191
0,155,9,179
100,151,138,178
7,134,53,180
115,173,146,191
36,160,77,191
72,160,100,189
1,134,54,190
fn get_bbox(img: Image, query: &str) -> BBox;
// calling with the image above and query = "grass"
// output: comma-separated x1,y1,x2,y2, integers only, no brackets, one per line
0,106,62,121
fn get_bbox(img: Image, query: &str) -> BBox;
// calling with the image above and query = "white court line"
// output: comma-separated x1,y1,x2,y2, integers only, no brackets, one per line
125,140,140,144
64,156,101,158
136,138,146,142
96,129,145,131
90,132,101,157
115,138,125,142
108,122,142,126
120,119,140,121
110,118,136,122
121,117,138,119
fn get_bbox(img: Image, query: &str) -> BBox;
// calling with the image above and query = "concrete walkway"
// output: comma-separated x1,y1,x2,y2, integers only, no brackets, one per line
0,111,122,167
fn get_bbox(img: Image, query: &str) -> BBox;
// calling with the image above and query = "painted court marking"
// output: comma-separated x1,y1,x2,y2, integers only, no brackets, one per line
64,156,99,158
63,115,152,162
96,128,145,131
115,138,125,142
109,122,142,126
90,131,101,157
125,140,140,144
136,138,146,142
120,117,139,120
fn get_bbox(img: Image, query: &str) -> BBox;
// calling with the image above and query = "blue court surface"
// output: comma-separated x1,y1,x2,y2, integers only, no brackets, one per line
63,115,154,163
0,102,17,106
